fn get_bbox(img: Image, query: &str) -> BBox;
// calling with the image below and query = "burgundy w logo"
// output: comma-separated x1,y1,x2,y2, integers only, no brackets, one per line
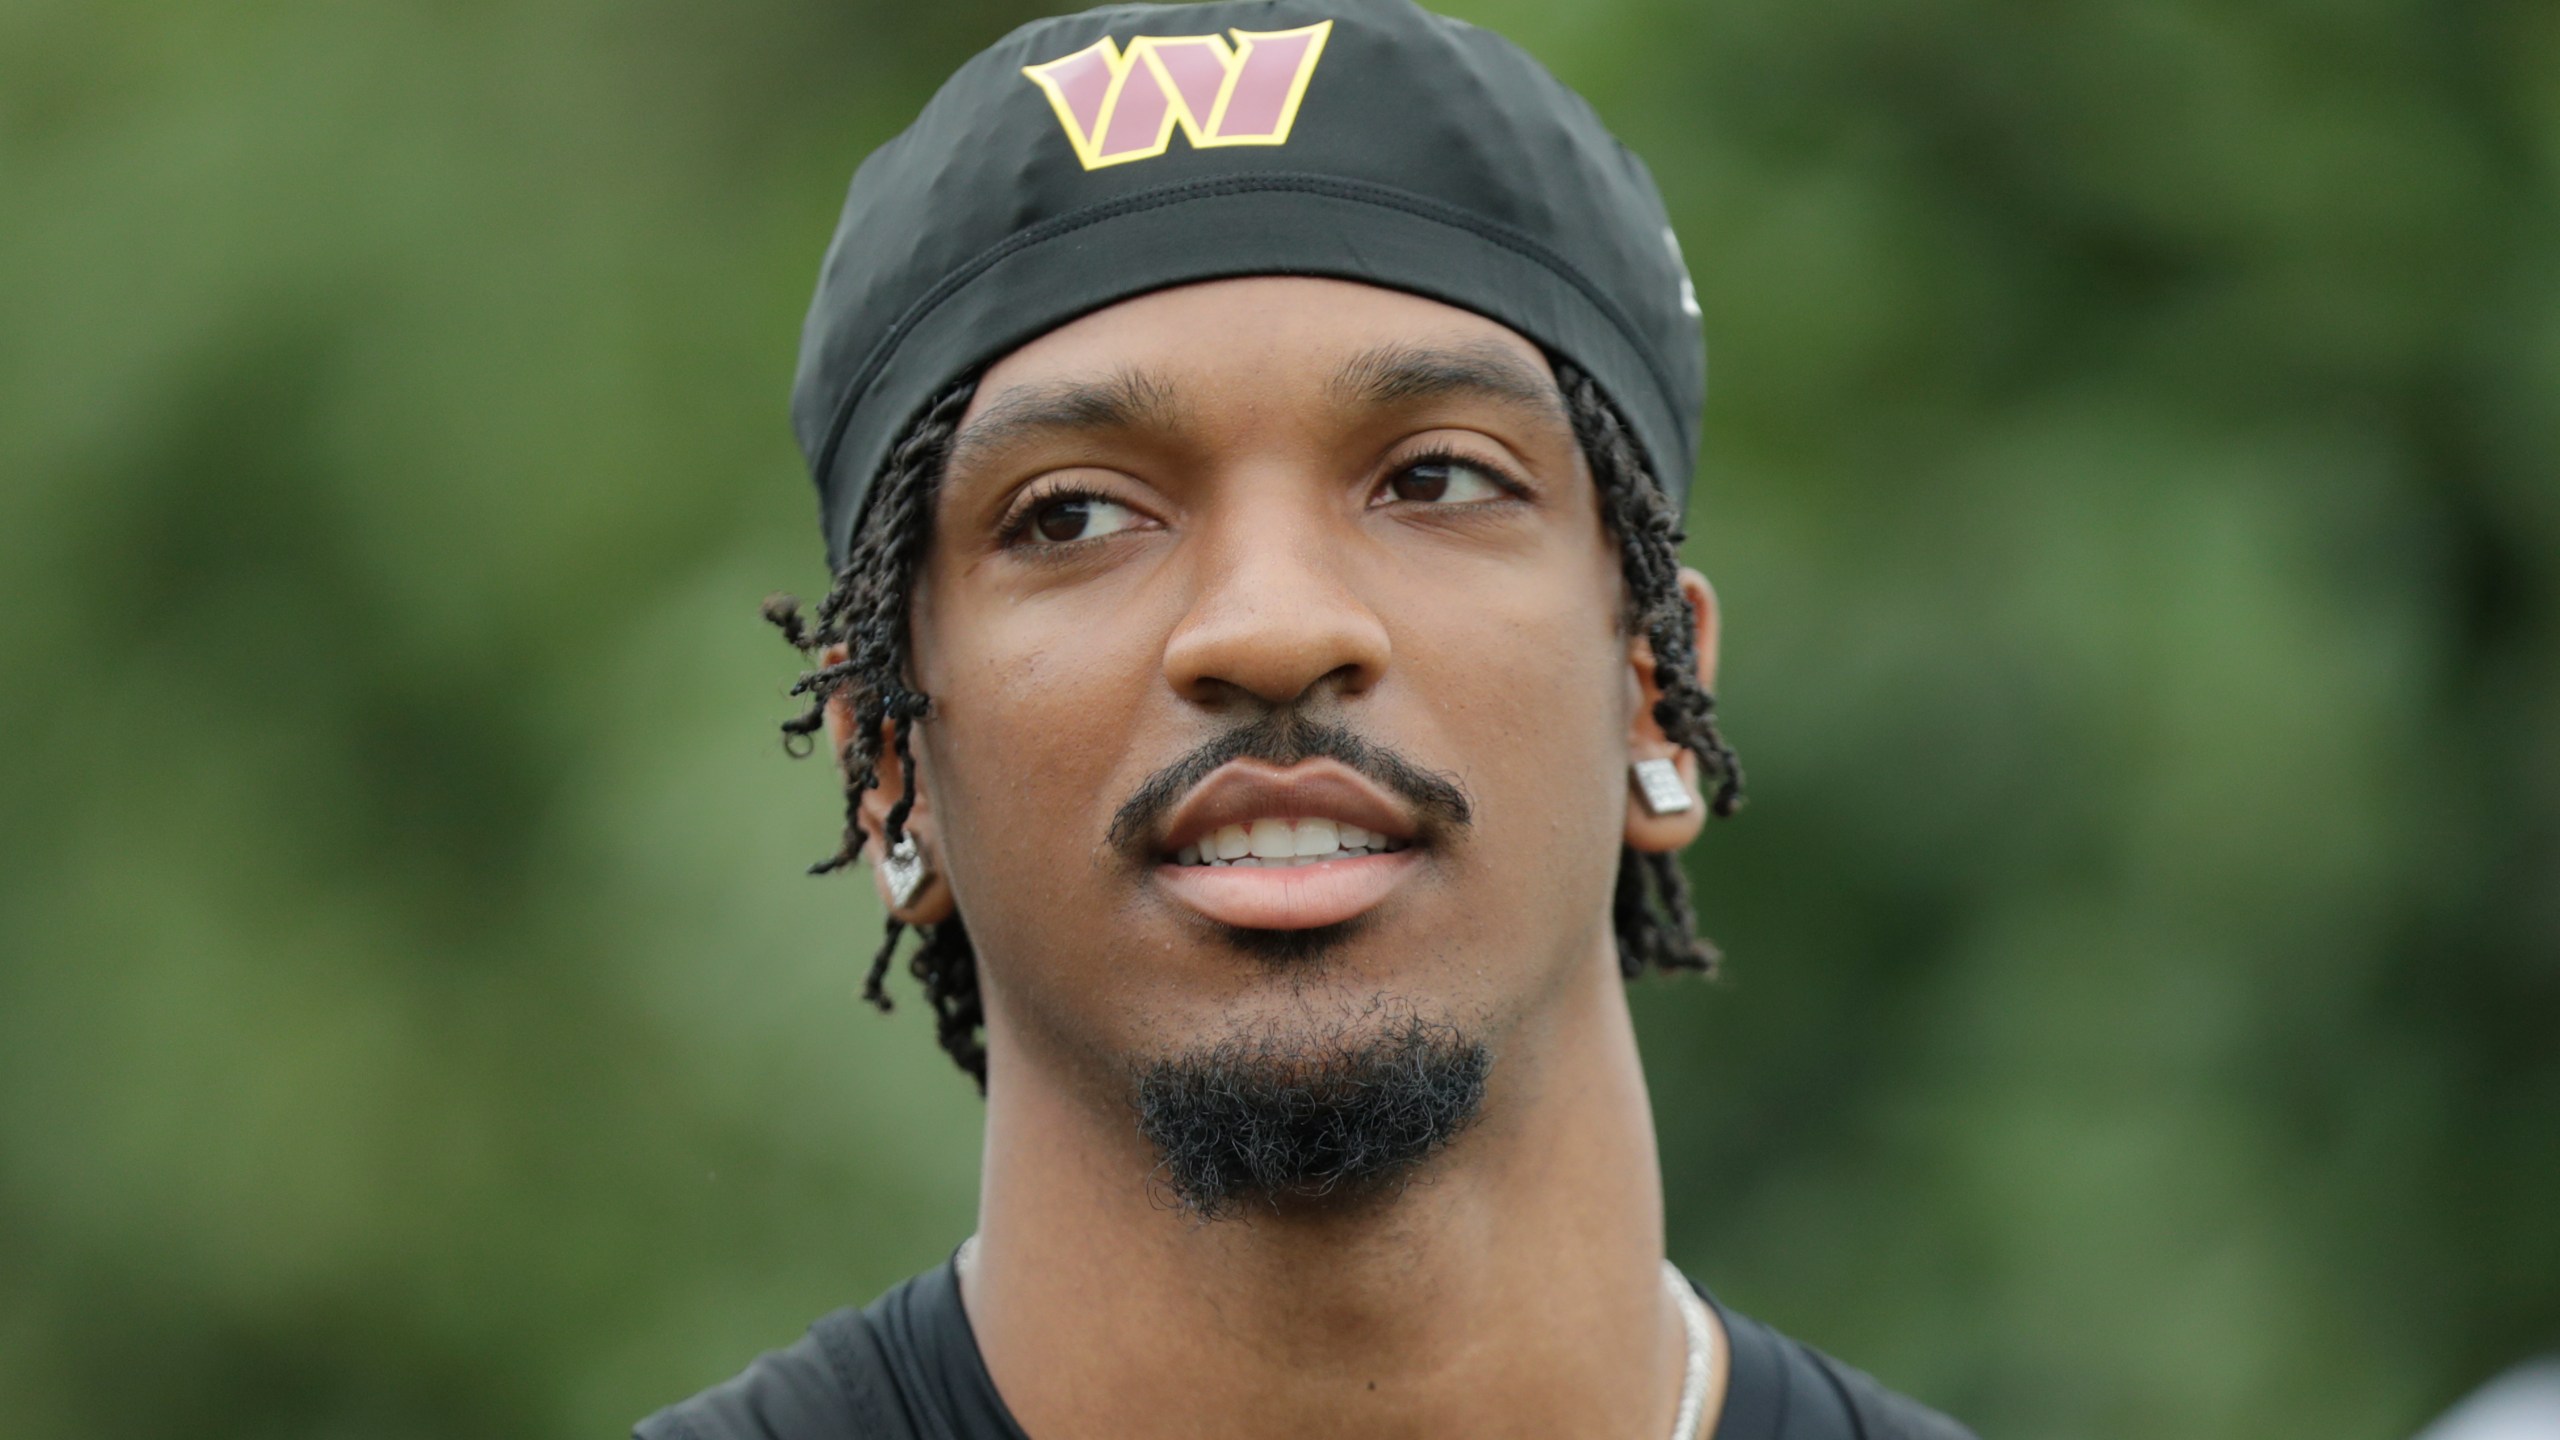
1021,21,1333,171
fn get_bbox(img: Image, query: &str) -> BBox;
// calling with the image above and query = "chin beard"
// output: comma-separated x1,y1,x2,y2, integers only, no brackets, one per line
1131,1006,1491,1221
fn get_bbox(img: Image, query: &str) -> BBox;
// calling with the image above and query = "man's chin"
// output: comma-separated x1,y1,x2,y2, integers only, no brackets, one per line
1129,1003,1491,1222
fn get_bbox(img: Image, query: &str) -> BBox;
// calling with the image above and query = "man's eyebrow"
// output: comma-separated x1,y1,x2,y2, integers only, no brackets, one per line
1327,340,1568,424
944,369,1181,479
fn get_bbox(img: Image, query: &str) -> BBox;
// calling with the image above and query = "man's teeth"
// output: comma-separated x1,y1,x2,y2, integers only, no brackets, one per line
1171,818,1408,867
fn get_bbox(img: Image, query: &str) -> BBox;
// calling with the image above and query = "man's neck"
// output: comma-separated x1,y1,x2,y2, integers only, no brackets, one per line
962,952,1704,1440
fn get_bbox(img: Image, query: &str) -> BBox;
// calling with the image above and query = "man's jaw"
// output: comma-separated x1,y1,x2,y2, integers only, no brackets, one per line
1086,719,1492,1213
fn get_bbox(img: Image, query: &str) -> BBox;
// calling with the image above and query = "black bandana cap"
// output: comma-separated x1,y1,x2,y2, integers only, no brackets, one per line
794,0,1707,571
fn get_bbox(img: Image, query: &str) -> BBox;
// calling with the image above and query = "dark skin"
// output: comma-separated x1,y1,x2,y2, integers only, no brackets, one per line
826,278,1730,1439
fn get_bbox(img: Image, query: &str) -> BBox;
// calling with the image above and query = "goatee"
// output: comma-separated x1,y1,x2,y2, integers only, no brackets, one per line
1132,1008,1490,1221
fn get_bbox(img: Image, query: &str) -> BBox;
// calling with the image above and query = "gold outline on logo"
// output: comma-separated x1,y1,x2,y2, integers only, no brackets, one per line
1020,20,1333,171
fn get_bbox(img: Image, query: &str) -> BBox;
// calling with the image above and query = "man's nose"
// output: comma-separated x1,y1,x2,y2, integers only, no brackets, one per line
1160,502,1392,710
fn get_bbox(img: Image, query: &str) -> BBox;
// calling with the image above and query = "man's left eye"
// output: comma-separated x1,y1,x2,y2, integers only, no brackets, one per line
1380,458,1508,506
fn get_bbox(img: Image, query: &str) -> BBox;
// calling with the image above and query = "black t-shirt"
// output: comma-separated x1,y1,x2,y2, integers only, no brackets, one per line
636,1258,1977,1440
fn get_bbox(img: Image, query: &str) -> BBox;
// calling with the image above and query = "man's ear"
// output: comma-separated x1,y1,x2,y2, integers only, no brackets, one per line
820,644,957,925
1624,568,1719,854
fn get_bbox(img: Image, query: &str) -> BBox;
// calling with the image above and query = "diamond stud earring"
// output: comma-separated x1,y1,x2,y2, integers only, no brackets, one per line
1631,757,1694,816
879,835,930,909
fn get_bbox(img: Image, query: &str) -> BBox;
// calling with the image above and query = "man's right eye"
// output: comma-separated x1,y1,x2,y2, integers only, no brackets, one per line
1023,492,1144,545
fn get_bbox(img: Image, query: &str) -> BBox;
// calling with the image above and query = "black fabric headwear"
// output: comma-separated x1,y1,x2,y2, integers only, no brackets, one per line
795,0,1706,570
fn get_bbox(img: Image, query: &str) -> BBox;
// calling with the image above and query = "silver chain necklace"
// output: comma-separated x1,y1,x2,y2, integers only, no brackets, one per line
1663,1259,1716,1440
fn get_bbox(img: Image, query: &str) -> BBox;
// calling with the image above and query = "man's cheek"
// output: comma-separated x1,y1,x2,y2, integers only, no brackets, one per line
1421,607,1623,756
932,674,1142,903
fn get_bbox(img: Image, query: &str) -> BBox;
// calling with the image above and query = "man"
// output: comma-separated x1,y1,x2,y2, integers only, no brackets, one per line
642,2,1976,1436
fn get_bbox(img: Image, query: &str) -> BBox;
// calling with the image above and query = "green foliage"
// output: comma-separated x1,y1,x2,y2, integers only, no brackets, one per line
2,1,2552,1436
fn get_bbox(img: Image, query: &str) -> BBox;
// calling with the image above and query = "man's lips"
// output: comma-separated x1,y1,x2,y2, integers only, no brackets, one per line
1154,849,1421,931
1152,759,1420,858
1146,759,1427,931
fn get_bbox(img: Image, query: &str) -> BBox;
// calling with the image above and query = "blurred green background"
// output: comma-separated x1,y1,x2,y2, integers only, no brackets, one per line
3,0,2554,1436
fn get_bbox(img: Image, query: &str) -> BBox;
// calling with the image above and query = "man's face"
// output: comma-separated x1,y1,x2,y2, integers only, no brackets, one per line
906,277,1645,1109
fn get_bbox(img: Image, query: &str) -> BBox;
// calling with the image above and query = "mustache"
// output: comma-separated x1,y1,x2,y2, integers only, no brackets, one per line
1106,711,1473,858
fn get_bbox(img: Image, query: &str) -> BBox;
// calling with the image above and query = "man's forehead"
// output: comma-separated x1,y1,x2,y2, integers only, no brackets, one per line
976,277,1546,385
948,279,1568,467
948,342,1568,479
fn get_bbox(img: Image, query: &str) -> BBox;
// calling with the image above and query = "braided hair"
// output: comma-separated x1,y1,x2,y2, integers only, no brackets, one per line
763,361,1743,1088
